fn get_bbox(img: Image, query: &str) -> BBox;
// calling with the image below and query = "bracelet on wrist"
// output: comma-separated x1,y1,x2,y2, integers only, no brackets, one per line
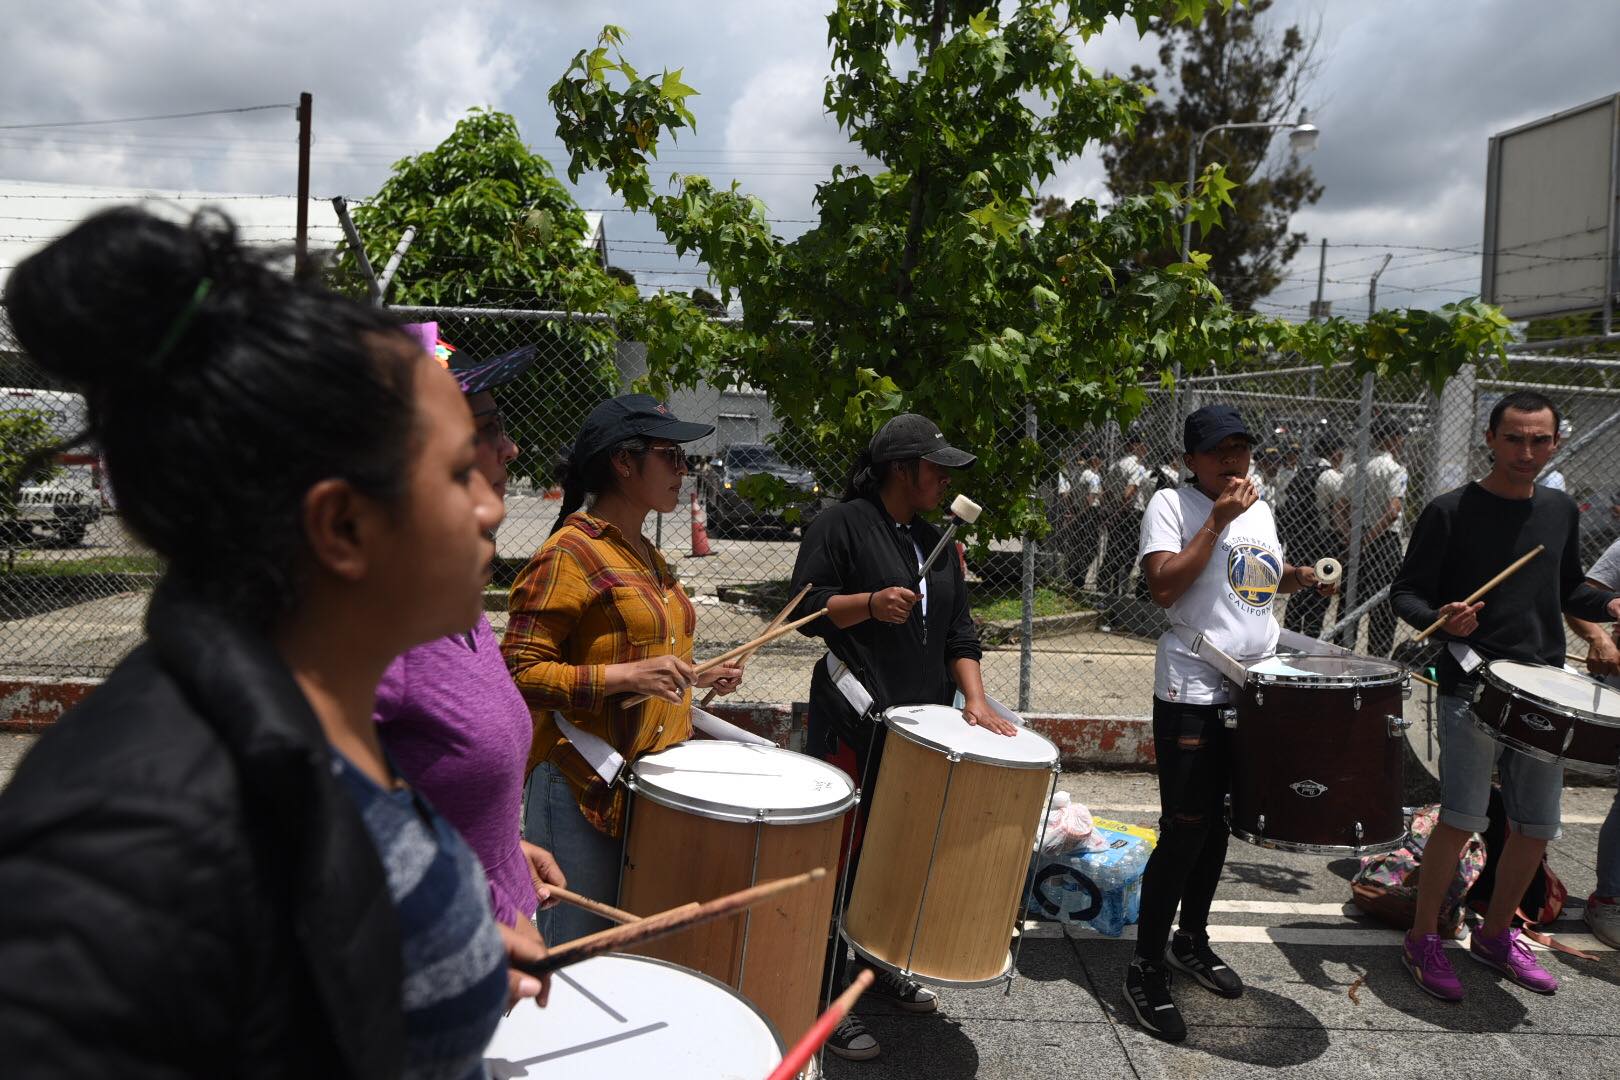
867,592,877,618
1198,525,1218,542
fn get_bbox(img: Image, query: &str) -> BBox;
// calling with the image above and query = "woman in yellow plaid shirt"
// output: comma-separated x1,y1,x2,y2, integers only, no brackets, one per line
502,395,744,943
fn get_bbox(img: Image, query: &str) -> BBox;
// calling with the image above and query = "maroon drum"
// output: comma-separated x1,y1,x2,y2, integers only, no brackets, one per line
1228,653,1410,855
1472,660,1620,777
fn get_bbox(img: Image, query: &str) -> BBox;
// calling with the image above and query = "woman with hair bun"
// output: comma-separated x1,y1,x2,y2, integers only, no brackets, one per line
0,206,535,1078
502,394,744,944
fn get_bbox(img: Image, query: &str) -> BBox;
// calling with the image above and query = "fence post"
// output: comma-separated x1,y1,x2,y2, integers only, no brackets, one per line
1019,401,1036,713
1341,371,1377,629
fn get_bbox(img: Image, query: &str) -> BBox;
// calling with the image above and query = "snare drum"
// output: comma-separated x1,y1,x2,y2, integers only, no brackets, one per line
1229,653,1409,855
619,741,854,1043
484,953,782,1078
1472,660,1620,776
841,704,1058,987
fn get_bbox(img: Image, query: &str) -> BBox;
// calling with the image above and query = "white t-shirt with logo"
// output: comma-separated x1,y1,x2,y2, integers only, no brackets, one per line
1138,485,1284,705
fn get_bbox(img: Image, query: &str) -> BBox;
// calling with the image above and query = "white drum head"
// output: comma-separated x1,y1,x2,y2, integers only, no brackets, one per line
631,740,856,823
486,954,781,1078
883,703,1059,768
1486,660,1620,719
1248,653,1404,684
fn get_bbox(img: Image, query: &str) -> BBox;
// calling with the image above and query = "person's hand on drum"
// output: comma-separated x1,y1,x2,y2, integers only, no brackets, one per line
609,655,695,703
521,840,566,910
961,695,1019,737
869,586,921,624
1211,476,1258,529
498,922,551,1009
1437,599,1484,637
1586,632,1620,677
695,660,745,696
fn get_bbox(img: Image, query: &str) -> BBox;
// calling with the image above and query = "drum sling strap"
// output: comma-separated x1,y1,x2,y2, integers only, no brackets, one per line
553,711,627,787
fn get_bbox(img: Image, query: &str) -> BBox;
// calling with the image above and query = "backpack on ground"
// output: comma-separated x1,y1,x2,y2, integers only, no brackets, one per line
1349,804,1484,938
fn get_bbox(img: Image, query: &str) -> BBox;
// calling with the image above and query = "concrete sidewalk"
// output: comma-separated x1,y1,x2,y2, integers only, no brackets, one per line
826,770,1619,1079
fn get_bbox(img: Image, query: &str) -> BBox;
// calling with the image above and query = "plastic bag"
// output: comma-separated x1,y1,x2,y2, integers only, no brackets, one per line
1036,791,1107,856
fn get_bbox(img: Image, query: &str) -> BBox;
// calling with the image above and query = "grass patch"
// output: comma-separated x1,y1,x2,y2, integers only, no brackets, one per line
6,553,164,577
969,585,1088,622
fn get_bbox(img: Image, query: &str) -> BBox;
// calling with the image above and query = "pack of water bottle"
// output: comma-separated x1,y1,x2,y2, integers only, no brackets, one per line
1026,812,1153,937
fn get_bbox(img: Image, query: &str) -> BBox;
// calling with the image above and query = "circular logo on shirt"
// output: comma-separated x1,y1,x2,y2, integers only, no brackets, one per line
1226,543,1281,608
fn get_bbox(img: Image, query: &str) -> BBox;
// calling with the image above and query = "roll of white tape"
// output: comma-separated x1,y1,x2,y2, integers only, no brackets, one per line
1313,557,1343,585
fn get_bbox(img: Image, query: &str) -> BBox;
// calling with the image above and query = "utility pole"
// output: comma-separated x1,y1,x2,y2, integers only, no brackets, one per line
294,92,312,279
1368,252,1393,319
1309,238,1329,321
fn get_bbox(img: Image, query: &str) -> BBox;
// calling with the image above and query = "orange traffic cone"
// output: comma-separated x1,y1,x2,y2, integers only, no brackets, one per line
690,488,714,557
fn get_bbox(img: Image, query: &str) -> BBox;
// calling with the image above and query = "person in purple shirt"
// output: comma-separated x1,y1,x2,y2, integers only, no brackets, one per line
374,329,565,942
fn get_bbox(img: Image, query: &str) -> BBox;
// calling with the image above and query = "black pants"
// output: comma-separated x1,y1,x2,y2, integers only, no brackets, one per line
1353,533,1403,657
1101,511,1142,596
1066,510,1101,592
814,718,888,992
1135,697,1232,962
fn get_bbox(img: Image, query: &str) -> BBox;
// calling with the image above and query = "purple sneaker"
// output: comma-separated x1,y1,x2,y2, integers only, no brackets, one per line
1469,927,1558,994
1402,931,1464,1001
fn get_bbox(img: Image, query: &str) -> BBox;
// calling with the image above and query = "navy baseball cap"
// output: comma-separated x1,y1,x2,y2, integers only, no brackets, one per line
1184,404,1257,454
572,393,714,462
869,413,976,468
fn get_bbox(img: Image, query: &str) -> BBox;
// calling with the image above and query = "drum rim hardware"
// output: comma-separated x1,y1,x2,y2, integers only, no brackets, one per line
1248,666,1407,691
627,757,858,825
1478,660,1620,730
1468,712,1619,777
1228,824,1406,857
880,706,1060,770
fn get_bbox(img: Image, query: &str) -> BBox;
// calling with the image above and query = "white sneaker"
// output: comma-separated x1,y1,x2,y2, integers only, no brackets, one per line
1585,894,1620,949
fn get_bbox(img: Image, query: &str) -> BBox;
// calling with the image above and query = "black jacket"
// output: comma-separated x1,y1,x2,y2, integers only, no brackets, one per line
791,495,982,750
0,581,404,1079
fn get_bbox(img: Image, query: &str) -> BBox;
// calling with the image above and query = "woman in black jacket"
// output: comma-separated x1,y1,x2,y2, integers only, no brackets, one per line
0,208,539,1078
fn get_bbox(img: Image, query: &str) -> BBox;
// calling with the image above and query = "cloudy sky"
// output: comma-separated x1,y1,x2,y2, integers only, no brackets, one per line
2,0,1615,318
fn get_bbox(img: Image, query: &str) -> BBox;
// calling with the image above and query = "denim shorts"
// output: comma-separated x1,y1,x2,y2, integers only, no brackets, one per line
1438,691,1562,840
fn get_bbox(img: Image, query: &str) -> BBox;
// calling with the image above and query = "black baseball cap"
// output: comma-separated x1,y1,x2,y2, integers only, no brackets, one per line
572,393,714,462
1184,404,1257,454
869,413,976,468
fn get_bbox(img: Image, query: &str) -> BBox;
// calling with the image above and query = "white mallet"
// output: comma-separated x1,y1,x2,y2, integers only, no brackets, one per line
1313,557,1343,585
917,494,983,584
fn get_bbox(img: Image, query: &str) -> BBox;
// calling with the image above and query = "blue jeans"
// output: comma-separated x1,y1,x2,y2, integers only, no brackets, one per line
1598,787,1620,898
1438,691,1563,840
522,761,621,945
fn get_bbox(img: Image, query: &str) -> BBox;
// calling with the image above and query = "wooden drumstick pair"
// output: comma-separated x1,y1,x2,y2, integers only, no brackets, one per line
516,868,827,977
697,582,814,708
621,606,828,708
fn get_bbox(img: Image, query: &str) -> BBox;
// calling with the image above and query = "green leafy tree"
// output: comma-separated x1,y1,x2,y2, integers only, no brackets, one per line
547,6,1510,542
1098,0,1321,308
331,109,634,480
0,409,58,560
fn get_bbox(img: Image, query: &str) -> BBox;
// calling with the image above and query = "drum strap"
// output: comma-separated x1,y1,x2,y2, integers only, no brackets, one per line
552,711,627,787
1276,627,1354,657
1448,642,1485,674
1519,919,1598,961
824,652,875,717
1169,624,1251,687
690,705,775,746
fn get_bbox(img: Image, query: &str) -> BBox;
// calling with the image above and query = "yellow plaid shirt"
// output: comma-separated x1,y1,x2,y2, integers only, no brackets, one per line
502,512,695,837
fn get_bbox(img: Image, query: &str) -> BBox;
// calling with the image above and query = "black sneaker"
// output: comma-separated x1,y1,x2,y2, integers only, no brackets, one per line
866,969,938,1013
1124,957,1186,1042
825,1011,880,1061
1166,930,1243,999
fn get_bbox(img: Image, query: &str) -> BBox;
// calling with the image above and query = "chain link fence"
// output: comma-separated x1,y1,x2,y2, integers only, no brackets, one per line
6,305,1620,719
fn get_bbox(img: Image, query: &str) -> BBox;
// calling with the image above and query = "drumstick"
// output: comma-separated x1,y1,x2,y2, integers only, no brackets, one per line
548,885,640,925
762,969,875,1080
700,582,814,707
622,609,828,708
1412,544,1545,643
516,868,827,976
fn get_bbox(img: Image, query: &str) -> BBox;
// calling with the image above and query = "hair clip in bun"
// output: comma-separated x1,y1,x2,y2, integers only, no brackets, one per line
150,277,213,364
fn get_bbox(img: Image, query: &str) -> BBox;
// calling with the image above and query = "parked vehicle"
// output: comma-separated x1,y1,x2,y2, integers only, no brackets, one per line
2,387,103,546
699,442,822,537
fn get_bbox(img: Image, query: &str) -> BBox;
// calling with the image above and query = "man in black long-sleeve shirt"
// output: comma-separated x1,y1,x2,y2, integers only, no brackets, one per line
1391,391,1620,1002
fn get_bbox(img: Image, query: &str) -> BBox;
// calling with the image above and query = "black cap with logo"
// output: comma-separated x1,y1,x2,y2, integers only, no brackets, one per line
1183,404,1257,454
869,413,977,468
572,394,714,463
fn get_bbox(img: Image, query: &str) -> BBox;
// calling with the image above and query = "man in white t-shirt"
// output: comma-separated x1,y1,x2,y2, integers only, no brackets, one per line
1100,430,1151,595
1335,413,1409,656
1122,404,1335,1044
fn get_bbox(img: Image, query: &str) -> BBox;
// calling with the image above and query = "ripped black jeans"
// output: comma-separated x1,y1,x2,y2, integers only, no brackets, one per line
1135,696,1232,962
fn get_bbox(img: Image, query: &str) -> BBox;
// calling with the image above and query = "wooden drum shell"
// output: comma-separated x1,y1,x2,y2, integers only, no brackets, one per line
842,732,1052,986
619,793,846,1044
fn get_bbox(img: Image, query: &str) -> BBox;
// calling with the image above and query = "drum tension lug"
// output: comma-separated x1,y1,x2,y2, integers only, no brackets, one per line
1353,691,1362,711
1219,707,1238,729
1354,821,1364,844
1254,689,1264,707
1386,713,1412,738
1256,813,1266,836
